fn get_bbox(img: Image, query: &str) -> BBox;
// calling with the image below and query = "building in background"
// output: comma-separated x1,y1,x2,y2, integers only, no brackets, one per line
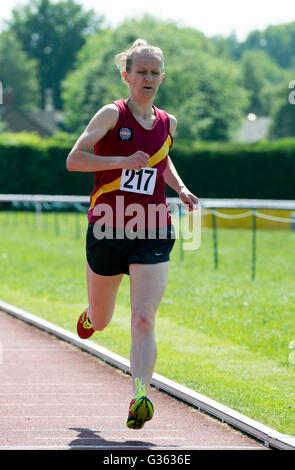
0,88,64,137
235,114,272,143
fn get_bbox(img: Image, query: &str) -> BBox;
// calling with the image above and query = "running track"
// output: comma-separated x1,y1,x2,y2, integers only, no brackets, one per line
0,310,266,451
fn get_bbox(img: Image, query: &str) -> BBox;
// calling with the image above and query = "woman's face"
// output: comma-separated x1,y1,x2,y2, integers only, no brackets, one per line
123,53,165,101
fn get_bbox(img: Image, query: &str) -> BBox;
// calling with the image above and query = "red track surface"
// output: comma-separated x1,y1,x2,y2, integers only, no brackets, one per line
0,310,266,450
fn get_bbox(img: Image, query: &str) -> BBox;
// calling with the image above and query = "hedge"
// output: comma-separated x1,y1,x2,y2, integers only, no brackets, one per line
168,138,295,199
0,132,294,200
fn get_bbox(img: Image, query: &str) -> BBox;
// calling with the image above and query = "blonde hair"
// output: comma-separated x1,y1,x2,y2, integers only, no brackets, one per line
114,38,164,74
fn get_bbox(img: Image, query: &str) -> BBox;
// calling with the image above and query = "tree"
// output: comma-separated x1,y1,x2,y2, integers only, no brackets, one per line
0,30,40,111
211,31,242,61
7,0,104,109
62,15,249,141
267,78,295,139
0,117,7,132
241,22,295,69
240,50,291,116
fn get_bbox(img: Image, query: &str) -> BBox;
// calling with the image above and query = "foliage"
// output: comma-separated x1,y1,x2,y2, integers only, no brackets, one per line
169,139,295,199
268,100,295,140
211,32,242,61
0,30,40,111
1,1,295,139
240,50,290,115
1,131,295,199
0,116,7,132
241,22,295,69
62,15,249,141
7,0,104,109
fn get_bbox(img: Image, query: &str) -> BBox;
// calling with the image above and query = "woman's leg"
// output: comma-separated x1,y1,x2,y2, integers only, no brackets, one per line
129,262,170,396
86,261,124,331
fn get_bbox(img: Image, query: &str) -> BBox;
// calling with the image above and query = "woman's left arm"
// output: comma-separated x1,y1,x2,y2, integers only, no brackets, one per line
164,114,199,212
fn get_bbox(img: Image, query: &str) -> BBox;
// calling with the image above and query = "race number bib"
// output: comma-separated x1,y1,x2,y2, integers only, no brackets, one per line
120,167,157,195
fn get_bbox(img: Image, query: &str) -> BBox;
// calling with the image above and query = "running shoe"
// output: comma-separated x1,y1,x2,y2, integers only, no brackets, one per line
126,377,154,429
77,310,95,339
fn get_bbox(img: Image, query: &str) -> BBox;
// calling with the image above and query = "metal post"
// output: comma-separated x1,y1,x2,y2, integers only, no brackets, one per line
252,209,256,281
75,212,81,240
212,209,218,269
54,211,60,236
179,204,184,262
35,201,42,229
43,202,51,233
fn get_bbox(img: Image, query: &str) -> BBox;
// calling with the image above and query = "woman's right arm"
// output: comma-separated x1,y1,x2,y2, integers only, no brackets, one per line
66,104,149,172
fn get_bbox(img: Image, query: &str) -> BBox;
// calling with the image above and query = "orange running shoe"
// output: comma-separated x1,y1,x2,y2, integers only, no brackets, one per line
77,310,95,339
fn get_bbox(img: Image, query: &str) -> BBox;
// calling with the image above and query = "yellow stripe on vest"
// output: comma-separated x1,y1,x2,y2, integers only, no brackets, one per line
89,135,171,211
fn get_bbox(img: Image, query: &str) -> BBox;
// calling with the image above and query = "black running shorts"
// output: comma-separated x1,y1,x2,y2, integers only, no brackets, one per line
86,223,176,276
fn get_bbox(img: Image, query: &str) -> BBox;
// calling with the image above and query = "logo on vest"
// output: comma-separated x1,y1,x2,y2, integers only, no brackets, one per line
119,127,132,141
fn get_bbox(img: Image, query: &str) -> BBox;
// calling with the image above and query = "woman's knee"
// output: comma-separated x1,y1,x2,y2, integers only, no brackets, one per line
131,309,155,334
88,307,111,331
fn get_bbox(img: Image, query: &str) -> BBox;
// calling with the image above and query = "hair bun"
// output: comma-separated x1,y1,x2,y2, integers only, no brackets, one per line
130,38,148,50
114,38,164,74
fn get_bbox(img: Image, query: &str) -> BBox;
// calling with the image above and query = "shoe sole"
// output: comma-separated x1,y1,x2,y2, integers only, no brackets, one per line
127,396,154,429
77,328,94,339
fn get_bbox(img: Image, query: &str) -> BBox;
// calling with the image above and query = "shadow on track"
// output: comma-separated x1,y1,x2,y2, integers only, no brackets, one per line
68,427,159,450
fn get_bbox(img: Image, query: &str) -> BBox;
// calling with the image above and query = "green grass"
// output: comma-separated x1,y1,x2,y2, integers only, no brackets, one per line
0,210,295,434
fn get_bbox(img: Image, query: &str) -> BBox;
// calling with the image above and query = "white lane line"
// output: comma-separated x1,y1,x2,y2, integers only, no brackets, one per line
35,437,186,441
0,446,174,450
3,346,79,353
0,392,120,395
0,383,105,385
0,445,263,450
0,403,123,406
12,428,182,432
0,416,125,418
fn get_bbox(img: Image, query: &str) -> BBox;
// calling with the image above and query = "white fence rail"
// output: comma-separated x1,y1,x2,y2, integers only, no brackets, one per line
1,194,295,209
1,195,294,279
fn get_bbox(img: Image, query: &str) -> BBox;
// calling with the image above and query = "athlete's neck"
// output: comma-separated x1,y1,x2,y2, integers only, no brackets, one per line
126,97,155,122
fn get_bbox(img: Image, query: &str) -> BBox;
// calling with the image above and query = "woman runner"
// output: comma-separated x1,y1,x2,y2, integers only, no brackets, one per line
66,39,198,429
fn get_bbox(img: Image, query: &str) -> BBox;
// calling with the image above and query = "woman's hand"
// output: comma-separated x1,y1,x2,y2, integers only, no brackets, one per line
122,151,150,170
178,188,199,212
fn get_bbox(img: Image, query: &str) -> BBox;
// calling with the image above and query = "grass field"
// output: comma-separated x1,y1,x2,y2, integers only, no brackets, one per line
0,210,294,435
